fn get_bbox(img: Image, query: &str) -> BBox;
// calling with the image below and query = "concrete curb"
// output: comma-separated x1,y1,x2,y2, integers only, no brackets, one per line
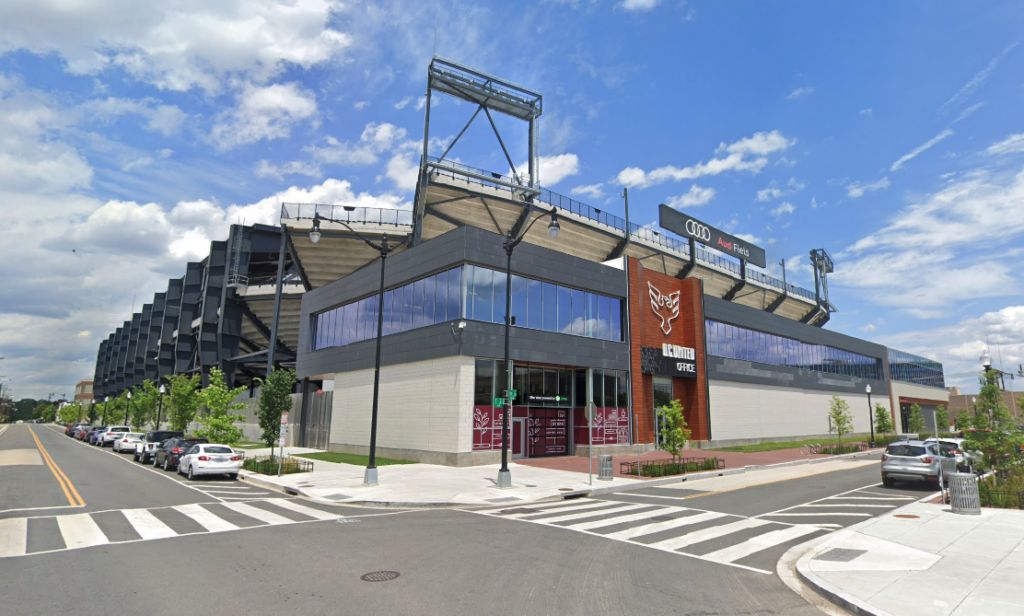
237,448,884,509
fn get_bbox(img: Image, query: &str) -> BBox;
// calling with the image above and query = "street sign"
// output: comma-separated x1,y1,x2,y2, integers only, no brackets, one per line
506,389,518,398
493,397,506,407
279,412,289,445
280,412,289,426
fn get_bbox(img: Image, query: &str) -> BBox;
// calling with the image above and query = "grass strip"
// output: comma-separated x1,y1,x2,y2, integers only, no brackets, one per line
295,451,417,466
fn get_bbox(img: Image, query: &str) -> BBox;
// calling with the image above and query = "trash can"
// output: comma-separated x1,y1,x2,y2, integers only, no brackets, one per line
948,472,981,515
598,455,613,481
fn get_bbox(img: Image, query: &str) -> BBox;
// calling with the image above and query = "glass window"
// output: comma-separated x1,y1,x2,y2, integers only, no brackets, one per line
591,369,603,407
448,266,462,321
527,279,543,330
571,289,585,336
340,304,351,346
585,293,598,338
493,270,507,326
529,367,543,400
471,266,493,323
423,275,435,327
558,369,571,404
609,298,621,341
513,365,528,405
557,286,572,334
511,274,528,327
543,369,557,400
603,371,617,407
543,283,557,332
314,313,323,350
434,270,448,322
382,289,394,336
597,295,610,340
574,370,586,406
616,371,629,408
412,278,425,329
474,359,495,405
349,302,360,344
402,281,414,331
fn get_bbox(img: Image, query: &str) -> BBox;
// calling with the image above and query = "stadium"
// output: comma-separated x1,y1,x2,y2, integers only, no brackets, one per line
93,58,949,463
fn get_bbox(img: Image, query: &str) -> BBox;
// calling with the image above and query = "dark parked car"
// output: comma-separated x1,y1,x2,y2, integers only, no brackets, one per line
154,437,209,471
65,423,84,436
134,430,185,464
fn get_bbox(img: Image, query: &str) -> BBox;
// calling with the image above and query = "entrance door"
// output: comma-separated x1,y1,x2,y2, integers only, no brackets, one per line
527,407,570,457
512,419,525,459
652,377,672,448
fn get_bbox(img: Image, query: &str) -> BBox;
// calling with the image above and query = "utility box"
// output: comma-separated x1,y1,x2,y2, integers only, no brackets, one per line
598,455,613,481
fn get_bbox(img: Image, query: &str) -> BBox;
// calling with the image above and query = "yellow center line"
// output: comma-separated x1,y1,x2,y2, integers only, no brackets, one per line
27,426,86,508
680,460,878,500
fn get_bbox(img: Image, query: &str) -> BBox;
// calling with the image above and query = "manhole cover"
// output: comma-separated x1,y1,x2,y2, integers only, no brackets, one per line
499,508,539,515
650,515,673,522
894,514,920,519
360,571,400,582
815,548,867,562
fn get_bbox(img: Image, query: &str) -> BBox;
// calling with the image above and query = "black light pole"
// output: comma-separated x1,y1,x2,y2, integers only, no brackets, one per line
155,384,166,429
124,390,132,429
309,212,403,486
497,208,560,489
102,396,110,425
865,384,875,448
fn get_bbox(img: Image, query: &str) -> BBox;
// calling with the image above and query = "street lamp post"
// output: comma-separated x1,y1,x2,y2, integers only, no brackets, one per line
103,396,110,425
865,384,875,448
309,212,404,486
124,391,132,428
497,208,560,489
155,384,166,429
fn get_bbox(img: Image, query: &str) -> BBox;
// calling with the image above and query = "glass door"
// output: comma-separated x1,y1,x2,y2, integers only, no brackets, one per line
652,377,673,449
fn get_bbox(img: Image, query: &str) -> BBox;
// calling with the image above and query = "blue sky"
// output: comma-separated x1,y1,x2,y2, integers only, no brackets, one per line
1,0,1022,399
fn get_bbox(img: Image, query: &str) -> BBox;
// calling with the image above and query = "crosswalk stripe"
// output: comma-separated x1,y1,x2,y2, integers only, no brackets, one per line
502,500,628,518
646,518,771,551
270,500,341,521
122,509,178,540
0,518,28,558
173,504,239,532
56,513,109,549
524,502,638,524
855,492,915,499
604,510,728,540
701,525,821,564
479,499,606,515
204,490,271,496
567,506,685,531
800,503,895,508
765,512,871,517
552,503,654,527
220,501,293,525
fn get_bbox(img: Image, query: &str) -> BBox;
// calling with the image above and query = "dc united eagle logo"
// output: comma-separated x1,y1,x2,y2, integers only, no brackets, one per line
648,282,680,335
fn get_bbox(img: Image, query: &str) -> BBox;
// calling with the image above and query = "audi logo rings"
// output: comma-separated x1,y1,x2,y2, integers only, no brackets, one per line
685,219,711,242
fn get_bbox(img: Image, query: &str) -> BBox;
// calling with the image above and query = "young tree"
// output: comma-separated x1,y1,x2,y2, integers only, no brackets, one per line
964,371,1021,470
195,367,246,446
907,404,925,434
87,400,100,424
256,368,297,458
105,392,128,425
40,404,57,423
657,399,691,460
874,403,893,436
934,405,949,434
130,381,159,430
58,403,81,425
168,374,202,433
828,394,854,447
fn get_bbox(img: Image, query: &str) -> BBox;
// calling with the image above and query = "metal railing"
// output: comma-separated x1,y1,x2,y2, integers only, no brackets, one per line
280,203,413,227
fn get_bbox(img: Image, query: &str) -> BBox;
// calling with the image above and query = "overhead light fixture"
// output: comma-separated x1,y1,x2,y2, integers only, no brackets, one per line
548,212,560,239
309,217,322,244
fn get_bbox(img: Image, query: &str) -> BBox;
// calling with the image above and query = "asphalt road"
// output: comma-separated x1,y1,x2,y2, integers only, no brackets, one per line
1,426,929,616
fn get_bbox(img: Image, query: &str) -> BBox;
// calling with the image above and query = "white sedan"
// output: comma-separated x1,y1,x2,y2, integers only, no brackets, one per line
177,444,242,481
112,432,145,453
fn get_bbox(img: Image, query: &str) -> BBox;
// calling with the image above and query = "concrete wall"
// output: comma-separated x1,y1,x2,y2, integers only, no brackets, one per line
328,355,477,464
708,379,888,442
891,381,949,404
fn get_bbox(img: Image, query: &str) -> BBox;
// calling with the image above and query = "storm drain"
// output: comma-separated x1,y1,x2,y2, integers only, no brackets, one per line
498,508,539,515
361,571,400,582
815,548,867,563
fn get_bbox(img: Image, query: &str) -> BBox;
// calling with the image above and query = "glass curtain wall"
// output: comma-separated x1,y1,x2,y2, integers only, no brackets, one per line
887,349,946,389
705,319,884,380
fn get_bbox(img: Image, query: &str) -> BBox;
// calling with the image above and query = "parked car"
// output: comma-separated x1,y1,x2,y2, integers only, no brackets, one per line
924,437,982,472
154,437,209,471
99,426,131,447
177,444,242,480
65,423,83,436
77,426,93,441
87,427,109,445
134,430,184,464
881,440,957,489
112,432,144,452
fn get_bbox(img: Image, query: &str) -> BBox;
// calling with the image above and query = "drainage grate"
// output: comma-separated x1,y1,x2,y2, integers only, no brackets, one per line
650,515,674,522
894,514,920,519
361,571,400,582
499,508,540,515
815,548,867,563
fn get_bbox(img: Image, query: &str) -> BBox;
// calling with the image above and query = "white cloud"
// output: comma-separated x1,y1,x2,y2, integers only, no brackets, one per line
937,43,1018,117
810,196,819,209
307,122,407,166
82,96,187,136
665,184,715,208
254,159,321,180
770,202,795,217
384,153,419,192
860,323,877,333
986,133,1024,156
394,96,414,110
860,108,873,117
0,0,351,93
954,102,985,123
756,177,805,201
211,82,318,150
532,153,579,186
570,183,604,200
890,129,954,172
846,177,891,198
617,130,794,189
786,87,815,100
353,101,369,110
619,0,662,10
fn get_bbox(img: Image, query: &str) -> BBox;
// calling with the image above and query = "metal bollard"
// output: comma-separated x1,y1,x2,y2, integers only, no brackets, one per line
598,455,613,481
948,472,981,515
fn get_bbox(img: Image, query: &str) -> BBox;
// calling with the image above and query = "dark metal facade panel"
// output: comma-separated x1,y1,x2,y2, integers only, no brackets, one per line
93,340,108,398
124,314,142,390
703,295,887,360
707,356,890,395
158,278,183,381
174,262,202,374
136,303,154,385
198,242,227,371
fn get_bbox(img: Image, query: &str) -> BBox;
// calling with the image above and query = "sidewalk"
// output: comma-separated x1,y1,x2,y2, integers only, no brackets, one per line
796,501,1024,616
239,446,881,507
